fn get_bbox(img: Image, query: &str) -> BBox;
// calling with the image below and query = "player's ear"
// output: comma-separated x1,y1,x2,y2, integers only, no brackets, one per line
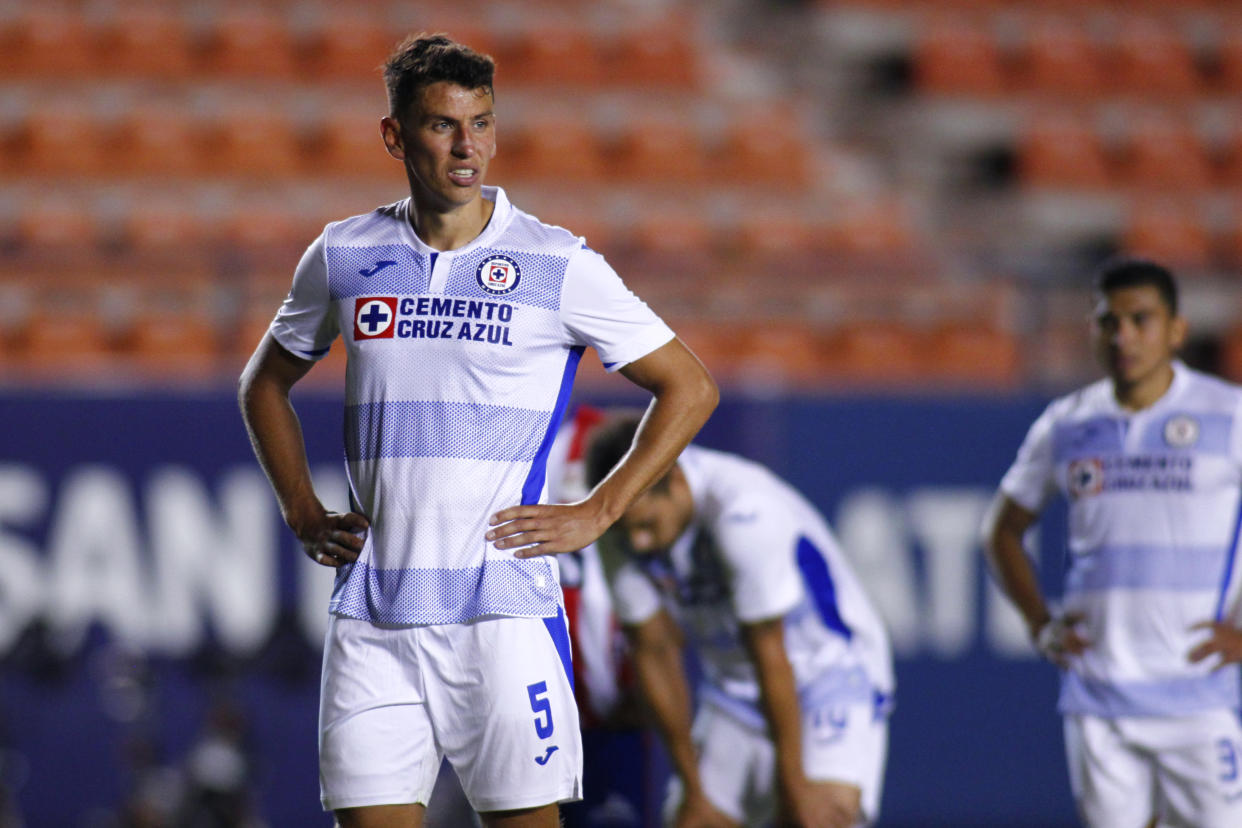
1169,313,1189,351
380,116,405,161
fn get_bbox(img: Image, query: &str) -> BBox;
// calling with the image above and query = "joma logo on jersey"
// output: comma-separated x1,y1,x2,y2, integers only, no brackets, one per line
354,297,398,340
476,254,521,295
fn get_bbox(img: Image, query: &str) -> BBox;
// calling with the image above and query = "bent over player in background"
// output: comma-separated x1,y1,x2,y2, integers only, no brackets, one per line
982,258,1242,827
586,415,894,828
238,34,716,828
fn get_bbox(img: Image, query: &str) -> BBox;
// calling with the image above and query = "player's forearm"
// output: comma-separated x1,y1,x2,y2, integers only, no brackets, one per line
631,634,704,796
982,510,1050,637
238,364,323,531
745,623,808,795
594,343,718,524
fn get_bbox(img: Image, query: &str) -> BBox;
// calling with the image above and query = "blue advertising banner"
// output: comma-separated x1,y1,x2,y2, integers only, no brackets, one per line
0,389,1077,827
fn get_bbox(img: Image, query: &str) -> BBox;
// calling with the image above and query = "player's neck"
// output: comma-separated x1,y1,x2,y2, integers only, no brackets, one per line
408,195,495,251
1112,362,1175,412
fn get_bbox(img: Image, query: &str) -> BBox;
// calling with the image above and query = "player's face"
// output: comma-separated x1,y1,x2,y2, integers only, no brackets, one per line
1092,285,1186,393
617,476,694,556
381,81,496,212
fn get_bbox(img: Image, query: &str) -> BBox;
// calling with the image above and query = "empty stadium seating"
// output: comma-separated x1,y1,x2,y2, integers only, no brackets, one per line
5,0,1239,389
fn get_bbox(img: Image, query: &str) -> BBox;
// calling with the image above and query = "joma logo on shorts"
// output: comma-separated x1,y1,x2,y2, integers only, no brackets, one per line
535,746,558,765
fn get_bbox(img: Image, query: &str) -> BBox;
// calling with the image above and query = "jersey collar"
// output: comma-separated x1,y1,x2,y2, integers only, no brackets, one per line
396,186,514,255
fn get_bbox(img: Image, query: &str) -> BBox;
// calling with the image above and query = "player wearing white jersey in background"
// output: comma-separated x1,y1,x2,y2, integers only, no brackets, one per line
585,415,894,828
983,258,1242,828
237,34,717,828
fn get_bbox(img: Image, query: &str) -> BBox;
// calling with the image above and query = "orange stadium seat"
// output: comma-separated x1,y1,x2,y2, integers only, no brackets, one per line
1218,118,1242,188
505,27,604,87
834,200,917,263
97,7,193,79
729,209,832,261
716,113,812,186
200,9,299,79
1014,18,1107,100
1017,112,1113,190
112,104,206,178
1218,202,1242,270
829,322,925,383
606,24,698,88
912,18,1007,98
124,306,221,379
627,209,717,259
119,198,218,253
925,323,1021,387
219,202,319,252
14,306,117,372
303,12,396,82
502,118,607,181
312,108,399,179
16,105,108,177
206,105,304,178
1111,17,1203,99
732,323,832,386
1221,27,1242,93
1121,201,1213,271
661,319,750,379
16,198,101,250
1118,114,1214,192
609,119,708,183
0,6,95,78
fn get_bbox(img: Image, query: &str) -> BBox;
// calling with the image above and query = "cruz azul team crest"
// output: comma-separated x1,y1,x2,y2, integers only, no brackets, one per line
476,254,521,295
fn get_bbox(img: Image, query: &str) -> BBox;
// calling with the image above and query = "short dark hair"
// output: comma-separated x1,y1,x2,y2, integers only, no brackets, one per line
382,33,495,119
585,414,646,491
1093,256,1179,315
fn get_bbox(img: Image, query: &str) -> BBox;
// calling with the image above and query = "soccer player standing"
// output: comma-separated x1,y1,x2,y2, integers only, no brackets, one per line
237,34,717,828
982,258,1242,827
585,416,894,828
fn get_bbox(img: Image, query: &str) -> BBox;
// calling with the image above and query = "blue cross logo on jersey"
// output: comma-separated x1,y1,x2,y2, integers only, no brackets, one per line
1068,458,1103,500
353,297,398,340
476,254,522,295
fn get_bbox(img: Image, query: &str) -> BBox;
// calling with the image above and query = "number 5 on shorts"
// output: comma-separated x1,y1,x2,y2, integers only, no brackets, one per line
527,681,554,739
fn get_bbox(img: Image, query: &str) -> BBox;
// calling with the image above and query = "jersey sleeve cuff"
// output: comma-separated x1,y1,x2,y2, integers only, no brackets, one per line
596,326,675,373
270,323,333,362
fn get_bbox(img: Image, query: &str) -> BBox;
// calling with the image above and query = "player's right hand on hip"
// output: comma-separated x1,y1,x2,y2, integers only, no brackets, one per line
296,509,370,568
1034,612,1089,667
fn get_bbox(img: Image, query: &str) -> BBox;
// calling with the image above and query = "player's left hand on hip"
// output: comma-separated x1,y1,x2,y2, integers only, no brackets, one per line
486,501,608,558
1188,620,1242,668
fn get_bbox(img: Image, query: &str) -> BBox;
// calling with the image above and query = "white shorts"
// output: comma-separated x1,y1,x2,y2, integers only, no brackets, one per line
664,697,889,826
1065,710,1242,828
318,612,583,813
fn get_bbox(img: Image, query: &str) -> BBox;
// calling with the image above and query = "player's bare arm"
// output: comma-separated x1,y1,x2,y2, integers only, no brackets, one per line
239,333,369,567
1188,621,1242,667
625,609,737,828
743,618,859,828
982,493,1087,665
488,336,717,557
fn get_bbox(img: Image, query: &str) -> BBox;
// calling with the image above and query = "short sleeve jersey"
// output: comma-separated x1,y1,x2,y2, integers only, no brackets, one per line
1001,362,1242,717
270,187,674,625
607,446,894,726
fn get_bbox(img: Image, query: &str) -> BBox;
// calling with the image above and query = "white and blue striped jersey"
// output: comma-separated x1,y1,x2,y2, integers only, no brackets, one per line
607,445,895,729
1001,362,1242,718
270,187,674,626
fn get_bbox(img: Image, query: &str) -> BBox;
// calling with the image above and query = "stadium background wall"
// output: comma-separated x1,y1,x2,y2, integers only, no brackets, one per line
0,389,1077,827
